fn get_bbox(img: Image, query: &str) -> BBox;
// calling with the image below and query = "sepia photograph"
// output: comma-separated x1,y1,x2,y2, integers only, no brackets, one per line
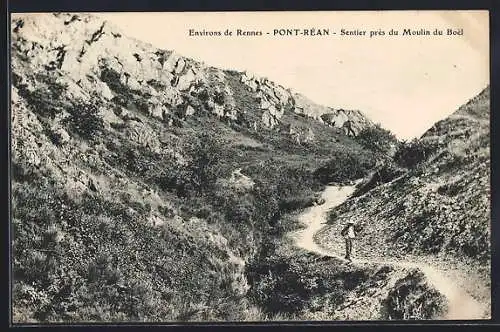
10,10,490,323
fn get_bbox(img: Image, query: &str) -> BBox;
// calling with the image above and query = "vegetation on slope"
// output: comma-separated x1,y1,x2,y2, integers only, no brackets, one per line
11,60,384,322
317,87,491,306
245,244,447,320
12,12,467,323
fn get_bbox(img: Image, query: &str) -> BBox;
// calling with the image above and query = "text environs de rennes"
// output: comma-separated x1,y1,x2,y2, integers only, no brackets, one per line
188,29,264,36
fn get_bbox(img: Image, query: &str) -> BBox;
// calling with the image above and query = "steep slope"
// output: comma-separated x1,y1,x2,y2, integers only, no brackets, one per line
292,184,483,320
292,92,373,136
11,13,373,145
422,87,489,143
316,86,491,318
10,13,381,323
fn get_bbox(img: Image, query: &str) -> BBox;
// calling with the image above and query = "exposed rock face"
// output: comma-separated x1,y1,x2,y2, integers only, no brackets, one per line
320,109,373,136
239,74,375,134
283,123,316,145
292,93,331,121
11,13,374,138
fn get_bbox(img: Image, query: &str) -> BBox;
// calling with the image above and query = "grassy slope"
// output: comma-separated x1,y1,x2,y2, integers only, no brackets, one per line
11,87,248,321
11,52,378,323
245,241,447,320
316,87,490,305
10,13,406,322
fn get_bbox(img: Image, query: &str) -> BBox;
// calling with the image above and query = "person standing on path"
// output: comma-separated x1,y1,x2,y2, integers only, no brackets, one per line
341,221,357,262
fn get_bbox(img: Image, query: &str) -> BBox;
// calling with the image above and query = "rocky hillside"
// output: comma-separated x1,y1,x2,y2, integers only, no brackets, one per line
11,13,383,323
292,92,373,136
316,86,491,315
11,13,373,144
421,86,489,147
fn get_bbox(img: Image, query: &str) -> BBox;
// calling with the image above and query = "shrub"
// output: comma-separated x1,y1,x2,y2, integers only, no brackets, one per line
382,270,447,320
241,160,322,235
394,139,438,168
110,122,128,131
356,124,398,155
158,169,188,197
111,95,129,108
24,88,65,118
100,67,131,97
13,72,68,119
353,162,405,197
146,79,167,91
246,255,304,314
181,130,228,197
245,252,376,316
63,97,105,140
437,181,462,196
213,90,226,105
11,161,39,183
314,149,376,184
197,88,210,102
134,98,150,114
34,73,68,98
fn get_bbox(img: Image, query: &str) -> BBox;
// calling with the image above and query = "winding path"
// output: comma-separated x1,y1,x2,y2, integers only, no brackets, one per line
289,184,487,320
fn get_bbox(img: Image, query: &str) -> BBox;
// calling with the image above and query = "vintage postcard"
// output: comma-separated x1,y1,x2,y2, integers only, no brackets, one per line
10,10,490,323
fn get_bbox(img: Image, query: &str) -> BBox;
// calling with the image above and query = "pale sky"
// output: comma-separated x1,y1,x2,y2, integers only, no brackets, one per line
96,11,489,139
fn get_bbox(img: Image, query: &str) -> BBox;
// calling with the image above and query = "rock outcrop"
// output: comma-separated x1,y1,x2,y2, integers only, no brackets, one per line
320,109,372,136
11,13,374,138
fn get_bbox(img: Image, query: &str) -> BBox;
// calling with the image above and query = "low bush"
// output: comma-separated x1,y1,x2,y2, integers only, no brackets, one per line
382,270,447,320
245,252,376,316
13,72,68,119
356,124,398,155
353,162,405,197
134,98,150,114
242,160,322,233
394,139,438,169
437,182,462,197
181,131,229,197
63,97,105,140
314,149,376,184
146,79,167,91
100,67,131,98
